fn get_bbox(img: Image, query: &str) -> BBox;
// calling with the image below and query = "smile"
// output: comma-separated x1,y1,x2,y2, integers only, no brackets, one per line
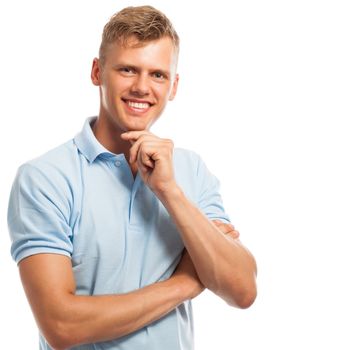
122,98,154,114
127,101,150,109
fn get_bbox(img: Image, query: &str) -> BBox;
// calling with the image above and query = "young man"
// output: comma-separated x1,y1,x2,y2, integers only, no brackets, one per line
8,6,257,350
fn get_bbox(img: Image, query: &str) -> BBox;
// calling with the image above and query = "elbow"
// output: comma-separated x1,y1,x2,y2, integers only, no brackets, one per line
232,254,258,309
42,320,76,350
223,276,257,309
46,334,73,350
45,333,70,350
231,286,257,309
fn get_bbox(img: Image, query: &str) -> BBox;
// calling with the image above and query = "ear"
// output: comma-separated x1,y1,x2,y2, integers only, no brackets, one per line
91,58,102,86
168,73,179,101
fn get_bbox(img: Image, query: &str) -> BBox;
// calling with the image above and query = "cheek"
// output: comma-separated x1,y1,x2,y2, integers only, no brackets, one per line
103,80,122,102
101,85,114,105
153,84,172,102
100,85,109,107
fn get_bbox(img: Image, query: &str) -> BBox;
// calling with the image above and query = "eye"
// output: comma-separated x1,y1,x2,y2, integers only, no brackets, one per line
119,67,135,75
153,71,166,80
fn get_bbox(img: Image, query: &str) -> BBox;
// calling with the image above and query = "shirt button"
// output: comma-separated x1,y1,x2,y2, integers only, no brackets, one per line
115,160,122,167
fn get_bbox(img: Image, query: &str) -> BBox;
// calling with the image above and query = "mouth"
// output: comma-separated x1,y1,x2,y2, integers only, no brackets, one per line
122,98,154,113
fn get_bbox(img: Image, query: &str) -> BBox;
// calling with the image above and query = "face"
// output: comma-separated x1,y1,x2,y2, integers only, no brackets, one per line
91,36,179,133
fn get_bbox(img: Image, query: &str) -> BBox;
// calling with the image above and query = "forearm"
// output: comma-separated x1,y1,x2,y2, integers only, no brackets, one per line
20,248,202,350
156,185,257,308
53,278,186,348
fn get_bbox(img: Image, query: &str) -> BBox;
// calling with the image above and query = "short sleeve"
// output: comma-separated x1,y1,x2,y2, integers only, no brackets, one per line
196,155,231,224
7,163,73,264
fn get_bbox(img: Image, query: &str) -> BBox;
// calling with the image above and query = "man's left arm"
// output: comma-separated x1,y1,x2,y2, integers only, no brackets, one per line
156,186,257,308
122,131,257,308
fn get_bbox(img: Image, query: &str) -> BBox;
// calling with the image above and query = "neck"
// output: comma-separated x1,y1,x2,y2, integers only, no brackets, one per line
92,117,131,159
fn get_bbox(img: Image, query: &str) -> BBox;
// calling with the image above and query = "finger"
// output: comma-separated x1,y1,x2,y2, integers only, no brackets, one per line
212,220,240,239
226,229,240,239
220,224,235,234
137,141,166,170
121,130,154,143
133,137,171,165
138,161,149,174
137,144,155,169
212,219,233,228
129,135,156,163
212,220,236,234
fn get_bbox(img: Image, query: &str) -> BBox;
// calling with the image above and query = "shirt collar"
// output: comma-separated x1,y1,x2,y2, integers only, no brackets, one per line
74,117,120,163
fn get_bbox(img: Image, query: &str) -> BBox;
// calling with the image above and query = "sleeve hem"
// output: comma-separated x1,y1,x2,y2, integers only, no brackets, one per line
207,215,231,224
14,248,71,265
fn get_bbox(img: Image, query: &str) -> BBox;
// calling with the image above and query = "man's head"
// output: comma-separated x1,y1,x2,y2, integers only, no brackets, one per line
91,6,180,134
99,6,179,67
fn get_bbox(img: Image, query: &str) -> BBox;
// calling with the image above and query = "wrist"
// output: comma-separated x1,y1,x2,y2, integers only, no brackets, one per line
167,274,201,301
153,181,183,203
162,275,192,303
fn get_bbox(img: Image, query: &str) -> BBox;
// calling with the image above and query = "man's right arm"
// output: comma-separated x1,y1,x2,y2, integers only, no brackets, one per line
19,251,203,350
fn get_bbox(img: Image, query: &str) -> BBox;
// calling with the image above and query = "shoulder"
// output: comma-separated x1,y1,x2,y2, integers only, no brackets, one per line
173,147,230,222
13,139,82,203
25,139,79,173
18,139,81,181
173,147,213,177
173,147,212,199
8,141,79,264
173,147,202,171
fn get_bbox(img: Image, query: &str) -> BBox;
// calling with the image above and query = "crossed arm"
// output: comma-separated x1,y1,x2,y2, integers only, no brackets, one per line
19,221,240,349
122,130,257,307
18,131,257,349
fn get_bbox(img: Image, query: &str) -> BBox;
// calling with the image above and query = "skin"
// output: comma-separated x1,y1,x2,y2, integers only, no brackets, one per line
90,36,179,168
19,35,256,349
122,130,257,306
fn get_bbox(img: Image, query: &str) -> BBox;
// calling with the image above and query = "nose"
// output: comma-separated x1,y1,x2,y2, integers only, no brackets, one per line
130,73,150,96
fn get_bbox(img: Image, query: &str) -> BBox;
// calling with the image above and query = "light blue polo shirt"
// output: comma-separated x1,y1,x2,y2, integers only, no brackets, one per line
8,117,231,350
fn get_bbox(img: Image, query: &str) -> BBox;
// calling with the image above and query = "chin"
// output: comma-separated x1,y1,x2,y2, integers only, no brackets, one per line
125,121,152,132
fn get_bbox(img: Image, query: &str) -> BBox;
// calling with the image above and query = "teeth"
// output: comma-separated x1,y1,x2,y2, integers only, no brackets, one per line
127,101,150,109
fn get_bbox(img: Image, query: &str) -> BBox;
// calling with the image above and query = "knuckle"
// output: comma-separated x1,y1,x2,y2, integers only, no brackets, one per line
139,142,146,151
138,135,146,143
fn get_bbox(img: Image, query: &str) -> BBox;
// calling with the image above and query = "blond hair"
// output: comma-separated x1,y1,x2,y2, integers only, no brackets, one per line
99,6,179,65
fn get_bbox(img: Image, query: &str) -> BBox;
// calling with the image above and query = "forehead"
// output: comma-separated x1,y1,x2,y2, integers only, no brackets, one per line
104,36,178,70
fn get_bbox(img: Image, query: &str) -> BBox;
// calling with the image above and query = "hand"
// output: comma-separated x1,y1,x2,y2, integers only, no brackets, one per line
121,131,176,194
212,220,240,240
172,250,205,299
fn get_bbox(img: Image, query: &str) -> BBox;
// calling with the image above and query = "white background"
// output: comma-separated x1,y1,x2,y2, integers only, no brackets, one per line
1,0,349,349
